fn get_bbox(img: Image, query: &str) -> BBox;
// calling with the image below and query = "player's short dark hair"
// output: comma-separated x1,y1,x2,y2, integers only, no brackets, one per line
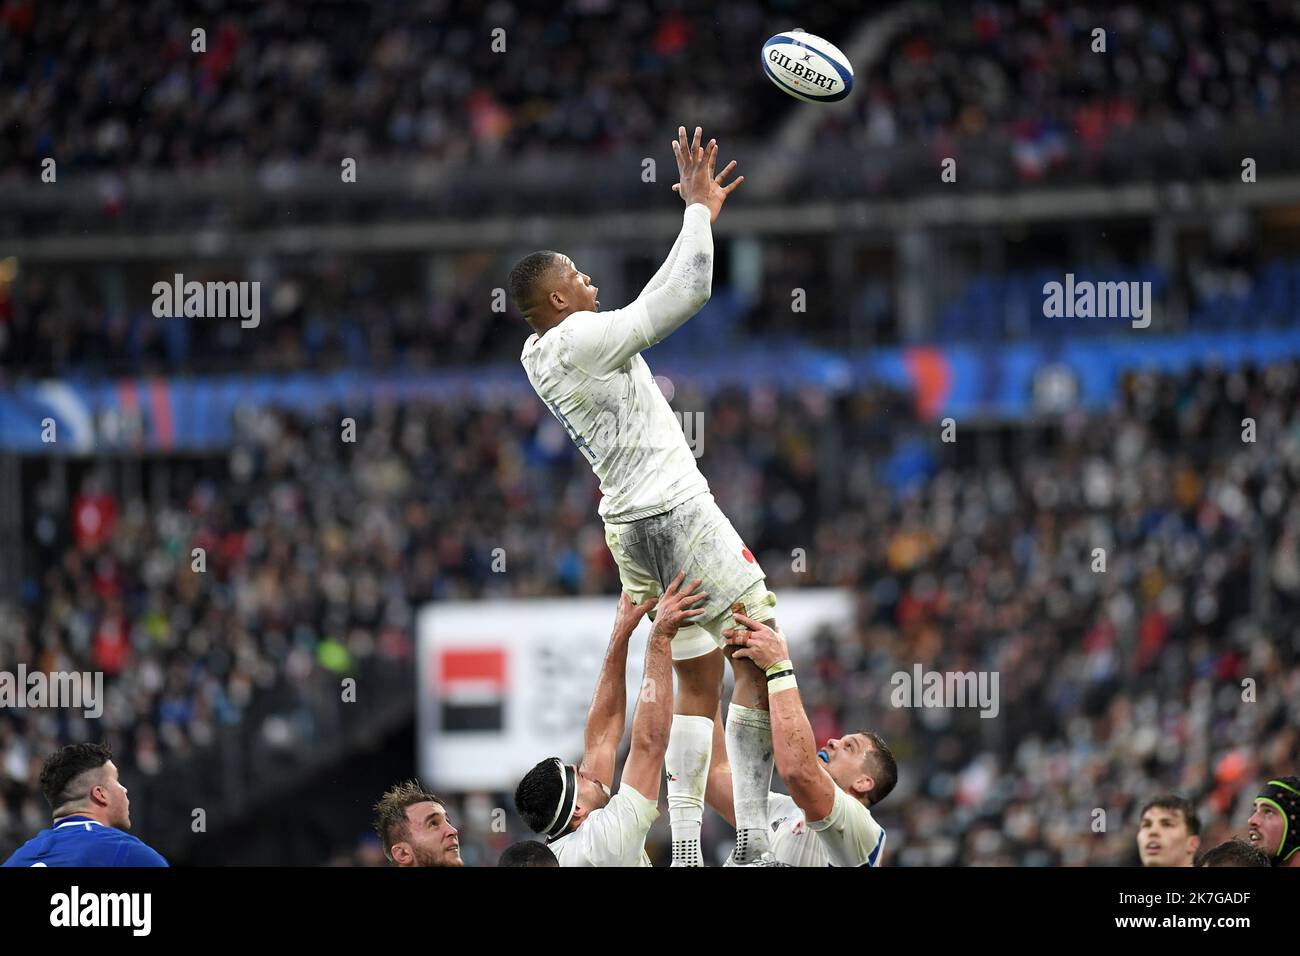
373,780,445,862
508,251,562,314
515,759,564,834
40,742,113,813
1196,839,1271,868
1139,794,1201,835
499,840,559,867
862,731,897,807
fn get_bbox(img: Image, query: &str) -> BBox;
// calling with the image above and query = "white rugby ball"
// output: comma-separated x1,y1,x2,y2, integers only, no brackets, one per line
761,30,853,104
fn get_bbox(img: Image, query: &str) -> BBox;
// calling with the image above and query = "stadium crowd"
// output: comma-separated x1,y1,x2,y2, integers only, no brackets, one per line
8,245,1300,378
3,356,1297,864
819,0,1300,178
1,0,861,174
3,0,1298,195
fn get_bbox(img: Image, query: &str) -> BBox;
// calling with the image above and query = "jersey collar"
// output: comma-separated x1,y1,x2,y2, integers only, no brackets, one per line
53,815,105,829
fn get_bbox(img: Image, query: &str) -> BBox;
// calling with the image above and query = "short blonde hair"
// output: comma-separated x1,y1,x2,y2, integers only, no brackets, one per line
373,780,444,861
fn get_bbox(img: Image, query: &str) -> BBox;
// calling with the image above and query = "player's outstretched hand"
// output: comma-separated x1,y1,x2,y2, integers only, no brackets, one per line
651,570,709,639
612,591,657,641
723,612,789,670
671,125,743,224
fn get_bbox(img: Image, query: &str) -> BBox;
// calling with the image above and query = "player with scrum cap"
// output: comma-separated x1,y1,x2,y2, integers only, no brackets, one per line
513,573,706,865
1247,775,1300,867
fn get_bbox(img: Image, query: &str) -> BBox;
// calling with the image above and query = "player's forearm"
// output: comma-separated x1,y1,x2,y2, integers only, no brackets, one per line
768,683,822,782
617,629,674,801
760,650,837,820
583,629,632,757
629,631,674,757
636,225,686,301
636,194,713,299
633,204,713,344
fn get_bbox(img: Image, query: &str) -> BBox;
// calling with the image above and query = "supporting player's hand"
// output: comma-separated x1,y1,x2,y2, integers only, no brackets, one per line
723,612,789,670
651,570,709,640
612,591,657,641
671,126,743,224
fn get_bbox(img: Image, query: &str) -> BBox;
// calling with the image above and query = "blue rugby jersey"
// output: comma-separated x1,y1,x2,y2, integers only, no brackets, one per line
3,815,168,867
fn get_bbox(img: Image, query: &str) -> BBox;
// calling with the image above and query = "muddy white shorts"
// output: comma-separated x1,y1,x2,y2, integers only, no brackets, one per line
604,492,776,661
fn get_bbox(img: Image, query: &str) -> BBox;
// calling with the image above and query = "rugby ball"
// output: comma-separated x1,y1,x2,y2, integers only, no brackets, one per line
761,30,853,104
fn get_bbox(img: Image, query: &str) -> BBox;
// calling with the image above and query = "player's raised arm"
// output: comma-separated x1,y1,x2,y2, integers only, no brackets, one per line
579,593,656,788
725,614,836,822
569,127,742,376
632,126,740,327
636,126,743,301
618,572,709,801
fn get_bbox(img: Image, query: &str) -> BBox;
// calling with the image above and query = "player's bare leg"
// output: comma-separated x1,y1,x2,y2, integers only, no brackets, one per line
674,648,723,717
724,604,776,864
726,638,769,710
666,648,723,866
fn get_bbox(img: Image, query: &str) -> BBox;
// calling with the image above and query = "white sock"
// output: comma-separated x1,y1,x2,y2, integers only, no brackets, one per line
726,702,774,863
666,714,713,867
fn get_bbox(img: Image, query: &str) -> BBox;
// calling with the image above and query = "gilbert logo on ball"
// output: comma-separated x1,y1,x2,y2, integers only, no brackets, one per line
762,29,853,103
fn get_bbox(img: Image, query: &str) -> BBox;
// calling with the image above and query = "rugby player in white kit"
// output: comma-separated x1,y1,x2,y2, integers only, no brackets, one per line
510,126,780,865
706,613,896,867
514,573,707,865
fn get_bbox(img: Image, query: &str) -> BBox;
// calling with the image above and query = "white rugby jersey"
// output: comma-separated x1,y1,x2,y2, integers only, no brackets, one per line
548,785,658,867
521,204,713,523
767,786,887,867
